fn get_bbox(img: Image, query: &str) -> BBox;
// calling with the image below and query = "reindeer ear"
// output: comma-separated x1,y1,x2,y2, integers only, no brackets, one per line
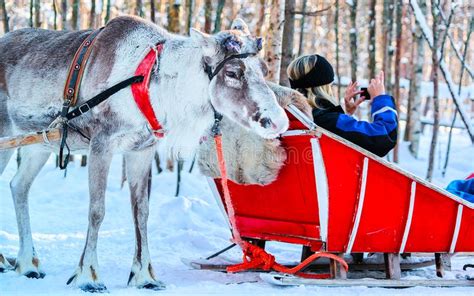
231,18,250,35
191,28,218,56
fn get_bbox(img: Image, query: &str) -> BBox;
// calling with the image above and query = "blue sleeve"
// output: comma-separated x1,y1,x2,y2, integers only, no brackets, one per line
335,95,398,136
313,95,398,157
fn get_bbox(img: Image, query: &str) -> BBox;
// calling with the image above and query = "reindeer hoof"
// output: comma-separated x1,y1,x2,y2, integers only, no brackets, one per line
24,271,45,279
139,281,166,291
80,283,108,293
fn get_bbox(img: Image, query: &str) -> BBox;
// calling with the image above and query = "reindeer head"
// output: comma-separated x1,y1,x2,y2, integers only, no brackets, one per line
190,19,289,139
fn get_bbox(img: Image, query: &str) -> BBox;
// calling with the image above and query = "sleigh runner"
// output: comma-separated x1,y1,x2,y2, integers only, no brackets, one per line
200,104,474,286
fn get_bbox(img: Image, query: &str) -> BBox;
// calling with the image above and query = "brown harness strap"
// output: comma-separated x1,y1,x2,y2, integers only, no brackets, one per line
63,28,103,106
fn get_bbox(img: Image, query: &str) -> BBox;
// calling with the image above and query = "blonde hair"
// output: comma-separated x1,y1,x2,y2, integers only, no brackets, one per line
287,55,339,108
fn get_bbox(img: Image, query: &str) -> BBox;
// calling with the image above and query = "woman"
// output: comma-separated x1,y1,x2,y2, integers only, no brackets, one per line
287,54,398,157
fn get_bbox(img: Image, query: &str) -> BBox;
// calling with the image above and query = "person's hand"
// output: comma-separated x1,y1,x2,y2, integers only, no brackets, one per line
368,71,386,100
344,81,365,115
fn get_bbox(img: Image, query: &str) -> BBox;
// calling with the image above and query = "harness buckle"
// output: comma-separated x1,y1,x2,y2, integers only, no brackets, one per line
78,103,90,114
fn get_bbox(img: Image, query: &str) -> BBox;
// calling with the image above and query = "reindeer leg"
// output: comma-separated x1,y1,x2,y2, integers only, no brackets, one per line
125,146,165,290
10,146,50,279
67,143,112,292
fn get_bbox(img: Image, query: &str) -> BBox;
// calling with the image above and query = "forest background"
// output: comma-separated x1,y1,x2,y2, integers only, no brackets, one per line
0,0,472,181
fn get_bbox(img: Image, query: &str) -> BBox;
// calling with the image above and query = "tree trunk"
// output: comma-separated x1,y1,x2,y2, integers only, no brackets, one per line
29,0,33,27
104,0,111,24
72,0,79,30
81,155,87,167
297,0,307,57
368,0,376,79
426,0,440,182
184,0,193,34
204,0,212,33
279,0,295,86
213,0,225,33
1,0,9,33
150,0,156,23
34,0,40,28
407,0,426,157
168,0,180,33
90,0,96,28
255,0,266,37
334,0,340,97
265,0,285,83
135,0,144,17
443,17,473,176
392,1,403,163
61,0,67,29
383,0,395,94
404,33,415,142
51,0,57,29
349,0,358,83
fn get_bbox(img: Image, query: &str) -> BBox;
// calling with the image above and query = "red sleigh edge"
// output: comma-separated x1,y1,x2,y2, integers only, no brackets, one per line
208,104,474,255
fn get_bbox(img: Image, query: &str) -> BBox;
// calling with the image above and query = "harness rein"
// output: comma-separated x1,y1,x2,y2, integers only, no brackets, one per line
56,30,256,169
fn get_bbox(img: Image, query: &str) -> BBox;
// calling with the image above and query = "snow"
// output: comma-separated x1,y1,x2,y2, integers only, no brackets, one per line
1,127,473,295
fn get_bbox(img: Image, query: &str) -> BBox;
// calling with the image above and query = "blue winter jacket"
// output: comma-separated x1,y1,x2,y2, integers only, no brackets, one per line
446,179,474,203
312,95,398,157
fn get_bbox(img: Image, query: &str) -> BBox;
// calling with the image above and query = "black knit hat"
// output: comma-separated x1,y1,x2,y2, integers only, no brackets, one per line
289,55,335,89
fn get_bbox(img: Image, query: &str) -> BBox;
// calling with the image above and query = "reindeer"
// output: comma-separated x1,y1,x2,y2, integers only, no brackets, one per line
0,16,288,292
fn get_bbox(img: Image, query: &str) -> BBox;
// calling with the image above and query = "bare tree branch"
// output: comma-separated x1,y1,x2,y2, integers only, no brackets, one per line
437,5,474,79
410,0,474,143
292,3,333,16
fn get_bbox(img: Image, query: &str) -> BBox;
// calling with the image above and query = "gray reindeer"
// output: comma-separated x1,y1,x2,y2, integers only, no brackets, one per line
0,16,288,292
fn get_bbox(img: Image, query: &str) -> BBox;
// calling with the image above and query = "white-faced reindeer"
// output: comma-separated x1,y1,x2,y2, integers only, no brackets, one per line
0,16,288,292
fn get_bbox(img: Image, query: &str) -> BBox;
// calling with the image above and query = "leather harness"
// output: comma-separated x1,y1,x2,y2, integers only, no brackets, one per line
57,29,257,169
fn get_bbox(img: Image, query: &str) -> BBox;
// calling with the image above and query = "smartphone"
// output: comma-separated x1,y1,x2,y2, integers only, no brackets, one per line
360,87,371,101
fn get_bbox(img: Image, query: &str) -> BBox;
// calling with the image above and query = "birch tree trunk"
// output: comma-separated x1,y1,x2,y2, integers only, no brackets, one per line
426,0,440,182
29,0,33,27
443,17,473,176
349,0,358,83
72,0,79,30
265,0,285,83
104,0,111,24
407,0,426,157
135,0,144,17
392,0,403,163
333,0,340,97
150,0,156,23
1,0,9,33
61,0,67,29
168,0,180,33
90,0,96,28
368,0,376,79
213,0,225,34
184,0,193,34
383,0,395,94
255,0,266,37
204,0,212,33
279,0,295,86
34,0,40,28
297,0,307,57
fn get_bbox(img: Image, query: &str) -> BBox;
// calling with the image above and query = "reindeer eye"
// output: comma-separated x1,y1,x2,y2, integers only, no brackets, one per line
225,71,239,79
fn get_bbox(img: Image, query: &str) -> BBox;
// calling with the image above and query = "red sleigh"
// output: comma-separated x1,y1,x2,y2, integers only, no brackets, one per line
204,104,474,283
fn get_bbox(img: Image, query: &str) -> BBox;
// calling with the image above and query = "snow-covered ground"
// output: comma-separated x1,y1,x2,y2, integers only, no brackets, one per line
1,126,473,295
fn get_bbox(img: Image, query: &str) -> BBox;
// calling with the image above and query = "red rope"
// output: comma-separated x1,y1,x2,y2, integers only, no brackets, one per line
214,135,348,278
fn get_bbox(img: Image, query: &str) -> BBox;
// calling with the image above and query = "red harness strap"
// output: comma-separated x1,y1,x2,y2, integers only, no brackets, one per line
131,44,165,138
213,135,349,279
